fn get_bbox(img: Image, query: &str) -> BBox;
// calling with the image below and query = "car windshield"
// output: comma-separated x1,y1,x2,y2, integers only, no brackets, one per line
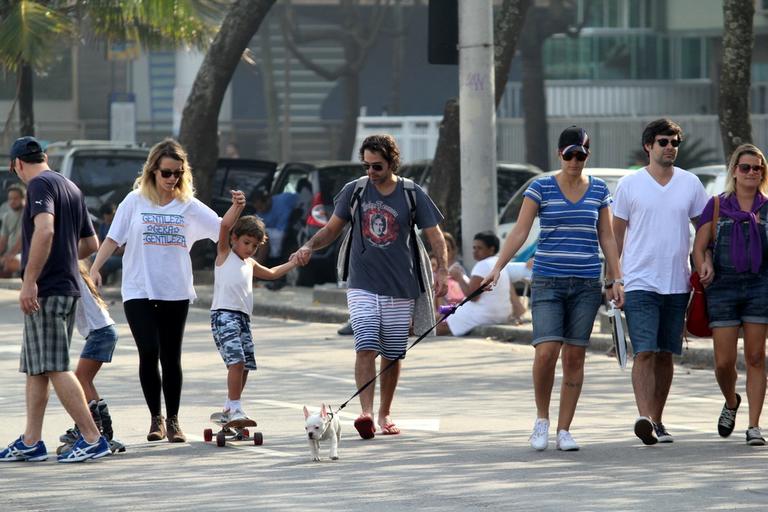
319,165,363,201
69,154,145,213
499,173,626,225
498,168,539,211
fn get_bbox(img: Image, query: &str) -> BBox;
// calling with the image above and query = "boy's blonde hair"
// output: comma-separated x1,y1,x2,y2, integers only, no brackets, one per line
134,138,195,205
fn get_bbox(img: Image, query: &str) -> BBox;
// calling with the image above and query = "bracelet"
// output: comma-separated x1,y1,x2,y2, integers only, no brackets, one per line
604,279,624,288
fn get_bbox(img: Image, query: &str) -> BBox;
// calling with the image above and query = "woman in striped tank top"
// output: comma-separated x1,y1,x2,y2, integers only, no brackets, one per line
482,126,624,452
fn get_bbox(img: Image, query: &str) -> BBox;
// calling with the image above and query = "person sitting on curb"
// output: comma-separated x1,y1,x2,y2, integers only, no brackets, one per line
436,231,511,336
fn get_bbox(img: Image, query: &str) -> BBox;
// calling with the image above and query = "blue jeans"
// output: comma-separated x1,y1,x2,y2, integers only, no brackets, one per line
530,277,603,347
623,290,689,355
80,324,118,363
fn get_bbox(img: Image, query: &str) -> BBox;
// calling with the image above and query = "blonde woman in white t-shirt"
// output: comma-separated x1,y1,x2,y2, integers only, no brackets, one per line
210,213,296,425
90,139,235,444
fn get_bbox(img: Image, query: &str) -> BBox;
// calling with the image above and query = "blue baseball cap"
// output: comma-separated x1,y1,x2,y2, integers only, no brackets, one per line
9,136,44,161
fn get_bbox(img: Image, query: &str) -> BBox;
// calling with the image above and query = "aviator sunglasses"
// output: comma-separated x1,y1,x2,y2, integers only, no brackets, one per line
737,163,764,174
656,138,681,148
158,168,184,179
562,151,587,162
362,162,384,171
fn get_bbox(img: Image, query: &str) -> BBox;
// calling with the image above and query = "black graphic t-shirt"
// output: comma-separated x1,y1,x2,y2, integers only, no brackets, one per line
334,178,443,299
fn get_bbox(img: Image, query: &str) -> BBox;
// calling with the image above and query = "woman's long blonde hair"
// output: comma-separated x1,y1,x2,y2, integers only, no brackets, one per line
134,138,195,204
724,143,768,196
78,261,107,310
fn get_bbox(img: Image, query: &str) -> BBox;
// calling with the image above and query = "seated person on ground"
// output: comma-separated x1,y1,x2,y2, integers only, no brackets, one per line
0,184,25,277
437,231,511,336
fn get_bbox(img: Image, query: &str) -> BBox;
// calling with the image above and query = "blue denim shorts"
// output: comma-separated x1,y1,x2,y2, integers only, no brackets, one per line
80,324,118,363
211,309,257,370
623,290,689,355
530,277,603,347
705,272,768,327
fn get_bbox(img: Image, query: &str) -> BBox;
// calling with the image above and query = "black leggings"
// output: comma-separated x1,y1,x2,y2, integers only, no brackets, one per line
123,299,189,418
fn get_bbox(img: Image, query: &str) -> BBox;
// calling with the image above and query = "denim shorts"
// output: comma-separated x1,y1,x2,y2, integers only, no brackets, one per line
623,290,689,355
530,277,603,347
705,272,768,327
211,310,257,370
80,324,118,363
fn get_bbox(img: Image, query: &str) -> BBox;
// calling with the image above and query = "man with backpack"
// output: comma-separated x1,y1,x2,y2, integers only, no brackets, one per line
290,134,448,439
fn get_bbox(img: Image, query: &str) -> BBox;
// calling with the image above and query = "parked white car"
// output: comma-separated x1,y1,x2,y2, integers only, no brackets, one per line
496,168,636,259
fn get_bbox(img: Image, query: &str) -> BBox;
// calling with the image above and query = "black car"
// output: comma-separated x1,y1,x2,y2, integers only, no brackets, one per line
271,161,363,286
196,158,278,268
400,160,542,213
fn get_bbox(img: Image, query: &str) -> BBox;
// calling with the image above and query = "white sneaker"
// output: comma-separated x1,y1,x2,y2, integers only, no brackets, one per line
230,408,248,422
529,418,549,451
556,429,580,451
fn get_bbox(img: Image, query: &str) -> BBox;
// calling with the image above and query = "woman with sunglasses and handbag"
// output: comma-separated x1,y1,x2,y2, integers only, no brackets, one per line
89,138,230,443
482,126,624,452
692,143,768,446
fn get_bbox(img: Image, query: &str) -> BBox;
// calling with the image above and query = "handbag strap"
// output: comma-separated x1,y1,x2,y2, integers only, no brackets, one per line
711,194,720,242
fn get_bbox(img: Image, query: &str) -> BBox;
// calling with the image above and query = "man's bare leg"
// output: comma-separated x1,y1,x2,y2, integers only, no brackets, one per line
652,353,674,424
378,357,401,432
23,374,50,445
355,350,377,418
48,371,101,444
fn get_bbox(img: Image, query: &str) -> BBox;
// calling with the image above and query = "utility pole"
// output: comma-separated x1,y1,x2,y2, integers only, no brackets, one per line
459,0,496,263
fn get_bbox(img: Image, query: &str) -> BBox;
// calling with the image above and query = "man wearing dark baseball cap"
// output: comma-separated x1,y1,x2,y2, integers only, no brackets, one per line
0,136,110,463
9,136,45,174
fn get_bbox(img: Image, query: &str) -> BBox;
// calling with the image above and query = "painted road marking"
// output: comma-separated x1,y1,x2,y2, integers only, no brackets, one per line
302,372,411,391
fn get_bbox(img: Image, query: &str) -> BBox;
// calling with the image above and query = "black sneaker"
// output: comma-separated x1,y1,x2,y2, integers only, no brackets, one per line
97,400,114,441
653,422,673,443
718,393,741,438
337,322,353,336
634,416,658,445
746,427,766,446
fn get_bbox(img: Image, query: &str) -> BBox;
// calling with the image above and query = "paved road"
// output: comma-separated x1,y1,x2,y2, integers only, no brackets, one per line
0,288,764,511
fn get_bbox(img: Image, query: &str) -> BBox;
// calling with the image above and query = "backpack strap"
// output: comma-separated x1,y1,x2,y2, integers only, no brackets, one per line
401,177,426,293
339,177,369,282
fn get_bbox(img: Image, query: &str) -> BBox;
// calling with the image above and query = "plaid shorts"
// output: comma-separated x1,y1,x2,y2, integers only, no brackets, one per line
20,296,77,376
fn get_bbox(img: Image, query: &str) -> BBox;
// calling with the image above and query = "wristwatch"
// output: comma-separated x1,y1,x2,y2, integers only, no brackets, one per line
604,278,624,288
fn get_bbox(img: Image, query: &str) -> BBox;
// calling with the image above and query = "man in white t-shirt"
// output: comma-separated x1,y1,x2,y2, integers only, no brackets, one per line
612,118,708,446
438,231,512,336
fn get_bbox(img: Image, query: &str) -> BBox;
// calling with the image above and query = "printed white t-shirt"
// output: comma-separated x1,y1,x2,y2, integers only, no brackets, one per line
612,167,708,294
446,256,511,336
107,191,220,302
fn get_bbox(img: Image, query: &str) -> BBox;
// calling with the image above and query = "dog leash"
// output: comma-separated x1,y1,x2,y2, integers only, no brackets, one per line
335,284,487,413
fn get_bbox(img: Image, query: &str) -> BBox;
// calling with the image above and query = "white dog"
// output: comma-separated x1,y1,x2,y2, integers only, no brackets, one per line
303,403,341,462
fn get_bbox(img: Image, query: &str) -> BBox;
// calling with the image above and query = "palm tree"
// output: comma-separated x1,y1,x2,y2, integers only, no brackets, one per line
0,0,222,138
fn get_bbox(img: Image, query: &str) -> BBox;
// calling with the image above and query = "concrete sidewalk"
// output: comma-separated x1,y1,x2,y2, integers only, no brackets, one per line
0,277,730,371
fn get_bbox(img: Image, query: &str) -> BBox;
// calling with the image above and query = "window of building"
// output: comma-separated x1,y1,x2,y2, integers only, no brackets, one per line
0,47,72,100
579,0,653,29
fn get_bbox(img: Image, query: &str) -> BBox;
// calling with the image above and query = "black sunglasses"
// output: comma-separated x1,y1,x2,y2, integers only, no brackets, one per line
158,168,184,179
737,163,764,174
562,152,587,162
362,163,384,171
656,138,681,148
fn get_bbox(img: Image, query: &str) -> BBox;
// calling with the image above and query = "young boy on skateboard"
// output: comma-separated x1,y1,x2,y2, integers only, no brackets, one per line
210,190,296,423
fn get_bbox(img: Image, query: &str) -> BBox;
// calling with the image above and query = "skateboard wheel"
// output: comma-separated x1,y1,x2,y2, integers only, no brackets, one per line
216,431,226,447
203,428,213,442
253,432,263,446
242,428,249,437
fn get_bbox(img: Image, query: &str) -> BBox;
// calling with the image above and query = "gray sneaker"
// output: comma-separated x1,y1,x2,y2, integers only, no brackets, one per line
653,422,673,443
746,427,766,446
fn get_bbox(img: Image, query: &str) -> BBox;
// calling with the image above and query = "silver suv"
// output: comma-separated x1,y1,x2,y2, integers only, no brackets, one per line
45,140,148,218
